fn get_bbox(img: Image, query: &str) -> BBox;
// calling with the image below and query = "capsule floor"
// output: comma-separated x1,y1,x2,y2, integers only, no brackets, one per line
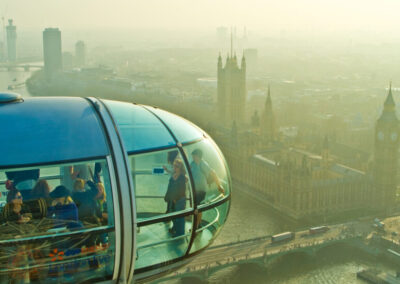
135,220,213,269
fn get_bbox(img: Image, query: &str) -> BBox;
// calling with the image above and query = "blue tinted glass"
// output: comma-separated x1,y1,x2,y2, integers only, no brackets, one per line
103,100,176,152
147,107,204,143
0,97,109,167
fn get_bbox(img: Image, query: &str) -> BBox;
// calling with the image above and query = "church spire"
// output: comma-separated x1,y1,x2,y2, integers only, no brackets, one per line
323,135,329,150
251,110,260,128
262,85,275,142
265,85,272,108
230,27,233,57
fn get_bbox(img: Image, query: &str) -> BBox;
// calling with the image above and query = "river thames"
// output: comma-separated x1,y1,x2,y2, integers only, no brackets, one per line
0,67,36,97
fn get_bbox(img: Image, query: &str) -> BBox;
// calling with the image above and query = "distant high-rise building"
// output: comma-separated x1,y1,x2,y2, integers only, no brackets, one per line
6,19,17,62
0,42,5,61
374,85,399,210
217,53,246,127
75,40,85,67
43,28,62,80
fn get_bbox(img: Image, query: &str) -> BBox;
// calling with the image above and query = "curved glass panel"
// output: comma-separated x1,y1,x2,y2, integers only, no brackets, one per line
183,139,230,207
0,97,109,167
129,148,193,222
0,158,116,283
135,215,193,270
190,201,229,253
103,100,176,152
147,107,204,143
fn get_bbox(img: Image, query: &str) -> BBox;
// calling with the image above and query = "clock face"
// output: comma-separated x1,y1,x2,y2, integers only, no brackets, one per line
391,132,398,141
378,131,384,141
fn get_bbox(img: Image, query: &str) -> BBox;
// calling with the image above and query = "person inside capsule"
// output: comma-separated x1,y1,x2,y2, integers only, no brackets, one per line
164,159,187,237
48,185,82,230
5,169,40,200
30,179,51,201
190,149,225,229
3,189,31,224
163,150,180,214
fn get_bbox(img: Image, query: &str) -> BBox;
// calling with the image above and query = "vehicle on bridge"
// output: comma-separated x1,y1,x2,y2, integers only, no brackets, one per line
309,226,330,235
0,93,231,283
271,232,295,243
373,218,385,231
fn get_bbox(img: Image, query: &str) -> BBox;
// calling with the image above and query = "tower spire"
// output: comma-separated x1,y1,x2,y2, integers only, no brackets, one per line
384,82,395,110
230,27,233,57
266,85,271,106
323,135,329,150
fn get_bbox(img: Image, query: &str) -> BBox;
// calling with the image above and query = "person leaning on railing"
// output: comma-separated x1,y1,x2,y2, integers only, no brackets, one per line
190,149,225,229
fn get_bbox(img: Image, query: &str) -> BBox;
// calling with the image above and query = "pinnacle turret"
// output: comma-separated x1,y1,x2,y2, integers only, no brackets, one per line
323,135,329,150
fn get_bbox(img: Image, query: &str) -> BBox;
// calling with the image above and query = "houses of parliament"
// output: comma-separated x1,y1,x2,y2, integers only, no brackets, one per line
212,53,399,220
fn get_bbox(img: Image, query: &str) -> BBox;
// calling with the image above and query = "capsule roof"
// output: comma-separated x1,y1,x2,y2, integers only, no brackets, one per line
0,97,205,168
103,100,204,153
0,97,108,167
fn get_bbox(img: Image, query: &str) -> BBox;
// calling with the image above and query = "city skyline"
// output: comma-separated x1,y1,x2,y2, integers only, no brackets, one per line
2,0,400,34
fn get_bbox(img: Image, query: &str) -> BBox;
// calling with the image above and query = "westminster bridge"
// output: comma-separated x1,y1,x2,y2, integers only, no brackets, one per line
154,216,400,283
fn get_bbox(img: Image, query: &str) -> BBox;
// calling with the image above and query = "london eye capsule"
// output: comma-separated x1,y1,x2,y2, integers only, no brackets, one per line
0,93,231,283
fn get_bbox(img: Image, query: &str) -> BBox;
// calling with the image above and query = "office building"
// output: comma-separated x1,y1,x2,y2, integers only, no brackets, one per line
43,28,62,79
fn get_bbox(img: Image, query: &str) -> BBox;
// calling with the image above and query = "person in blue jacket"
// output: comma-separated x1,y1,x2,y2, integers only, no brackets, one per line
48,185,81,230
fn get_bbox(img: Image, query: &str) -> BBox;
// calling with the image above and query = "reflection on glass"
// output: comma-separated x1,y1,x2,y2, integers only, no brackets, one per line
130,149,193,222
0,159,115,283
103,100,176,152
148,107,204,143
135,215,193,269
0,231,116,283
190,201,229,253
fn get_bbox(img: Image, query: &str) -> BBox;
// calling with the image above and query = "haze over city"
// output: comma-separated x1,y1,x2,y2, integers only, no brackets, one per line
0,0,399,283
4,0,400,33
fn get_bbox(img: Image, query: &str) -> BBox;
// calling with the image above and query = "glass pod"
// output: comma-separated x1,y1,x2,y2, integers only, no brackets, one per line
0,94,231,283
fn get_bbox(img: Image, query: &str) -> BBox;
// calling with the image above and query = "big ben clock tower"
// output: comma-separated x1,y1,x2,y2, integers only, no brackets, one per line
374,84,399,210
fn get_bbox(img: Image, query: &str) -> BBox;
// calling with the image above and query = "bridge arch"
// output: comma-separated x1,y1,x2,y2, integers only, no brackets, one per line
268,249,313,265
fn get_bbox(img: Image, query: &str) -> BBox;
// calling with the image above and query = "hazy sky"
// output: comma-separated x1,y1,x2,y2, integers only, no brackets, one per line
3,0,400,33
